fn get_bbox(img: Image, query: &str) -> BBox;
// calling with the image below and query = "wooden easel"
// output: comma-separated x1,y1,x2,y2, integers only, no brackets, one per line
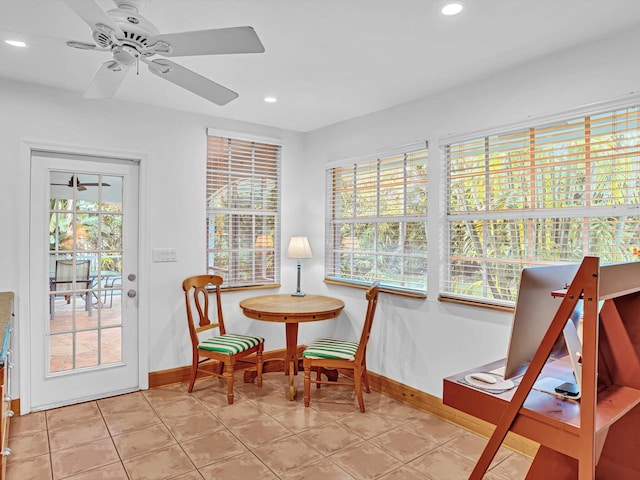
469,256,640,479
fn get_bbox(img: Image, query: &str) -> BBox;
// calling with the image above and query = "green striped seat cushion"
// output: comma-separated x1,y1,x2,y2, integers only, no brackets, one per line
198,334,264,355
303,338,358,360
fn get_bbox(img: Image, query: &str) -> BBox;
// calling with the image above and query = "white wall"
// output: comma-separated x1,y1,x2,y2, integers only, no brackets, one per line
302,26,640,396
0,80,306,408
1,26,639,409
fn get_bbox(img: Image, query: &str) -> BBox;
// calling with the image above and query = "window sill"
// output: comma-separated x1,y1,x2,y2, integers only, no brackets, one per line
324,278,427,299
215,284,281,293
438,294,514,312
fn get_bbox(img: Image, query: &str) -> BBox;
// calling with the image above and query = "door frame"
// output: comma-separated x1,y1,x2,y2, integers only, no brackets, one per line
18,139,150,414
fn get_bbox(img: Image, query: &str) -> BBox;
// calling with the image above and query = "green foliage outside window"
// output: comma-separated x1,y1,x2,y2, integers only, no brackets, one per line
326,147,428,293
446,107,640,303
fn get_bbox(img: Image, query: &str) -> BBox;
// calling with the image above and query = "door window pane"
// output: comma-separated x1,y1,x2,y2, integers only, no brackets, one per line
48,170,124,374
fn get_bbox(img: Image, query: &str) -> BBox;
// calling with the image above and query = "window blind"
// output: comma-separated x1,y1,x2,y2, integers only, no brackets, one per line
206,134,281,288
325,145,428,294
444,106,640,305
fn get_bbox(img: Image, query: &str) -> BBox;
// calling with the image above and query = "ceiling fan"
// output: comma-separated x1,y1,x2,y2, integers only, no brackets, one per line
62,0,265,105
51,175,111,192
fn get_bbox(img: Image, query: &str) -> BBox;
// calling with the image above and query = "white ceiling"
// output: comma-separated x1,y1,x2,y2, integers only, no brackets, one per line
1,0,640,132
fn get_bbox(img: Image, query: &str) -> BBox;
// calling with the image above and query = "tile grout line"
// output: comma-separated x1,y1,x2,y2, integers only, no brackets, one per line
95,397,132,480
45,409,55,480
138,391,201,478
188,386,293,478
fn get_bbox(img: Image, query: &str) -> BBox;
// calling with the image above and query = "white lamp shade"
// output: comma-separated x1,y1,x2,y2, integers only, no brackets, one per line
286,236,312,259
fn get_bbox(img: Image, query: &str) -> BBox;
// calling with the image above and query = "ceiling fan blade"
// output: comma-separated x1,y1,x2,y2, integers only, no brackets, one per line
67,40,99,50
148,59,238,106
81,183,111,187
84,61,129,99
149,26,265,57
60,0,124,38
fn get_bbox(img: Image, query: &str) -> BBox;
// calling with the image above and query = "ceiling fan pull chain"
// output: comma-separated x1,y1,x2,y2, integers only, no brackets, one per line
136,55,139,75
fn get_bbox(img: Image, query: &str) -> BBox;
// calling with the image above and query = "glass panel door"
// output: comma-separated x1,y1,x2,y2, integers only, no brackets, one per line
30,152,139,411
48,172,124,373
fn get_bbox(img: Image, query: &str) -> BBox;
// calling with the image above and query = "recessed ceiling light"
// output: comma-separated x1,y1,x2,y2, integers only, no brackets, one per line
441,3,464,16
264,97,277,103
5,39,26,48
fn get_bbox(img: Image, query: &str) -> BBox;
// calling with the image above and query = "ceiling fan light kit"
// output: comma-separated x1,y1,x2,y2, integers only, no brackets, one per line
62,0,265,105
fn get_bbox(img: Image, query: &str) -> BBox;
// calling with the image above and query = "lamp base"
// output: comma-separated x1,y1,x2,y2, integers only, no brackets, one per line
292,261,306,297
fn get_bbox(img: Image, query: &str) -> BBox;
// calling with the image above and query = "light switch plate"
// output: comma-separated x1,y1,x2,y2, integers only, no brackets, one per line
152,248,177,262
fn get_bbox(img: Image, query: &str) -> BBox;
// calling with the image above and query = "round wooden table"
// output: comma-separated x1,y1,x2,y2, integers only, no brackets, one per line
239,294,344,400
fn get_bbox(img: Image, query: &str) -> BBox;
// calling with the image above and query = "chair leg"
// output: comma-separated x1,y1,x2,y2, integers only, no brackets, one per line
315,367,322,388
224,363,235,404
188,354,198,393
354,366,365,413
303,361,312,407
103,287,114,308
362,358,371,393
83,293,92,317
256,347,263,388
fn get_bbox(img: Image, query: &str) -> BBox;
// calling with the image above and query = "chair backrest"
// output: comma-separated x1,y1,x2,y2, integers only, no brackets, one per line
55,259,91,292
182,275,226,348
354,284,380,362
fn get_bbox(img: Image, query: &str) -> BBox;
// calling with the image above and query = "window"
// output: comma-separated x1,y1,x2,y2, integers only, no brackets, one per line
444,106,640,305
325,144,428,294
206,130,281,288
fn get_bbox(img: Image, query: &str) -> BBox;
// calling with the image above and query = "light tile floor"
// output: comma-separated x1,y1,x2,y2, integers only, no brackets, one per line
6,374,532,479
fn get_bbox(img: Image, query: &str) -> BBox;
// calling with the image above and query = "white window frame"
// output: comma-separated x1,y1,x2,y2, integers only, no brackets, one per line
325,142,428,296
441,100,640,306
206,128,282,289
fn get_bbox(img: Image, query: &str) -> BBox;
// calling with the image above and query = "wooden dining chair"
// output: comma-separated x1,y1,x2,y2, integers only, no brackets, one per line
182,274,264,404
303,284,380,412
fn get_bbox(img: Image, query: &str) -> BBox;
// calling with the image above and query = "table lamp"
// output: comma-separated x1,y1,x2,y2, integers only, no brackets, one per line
286,235,312,296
